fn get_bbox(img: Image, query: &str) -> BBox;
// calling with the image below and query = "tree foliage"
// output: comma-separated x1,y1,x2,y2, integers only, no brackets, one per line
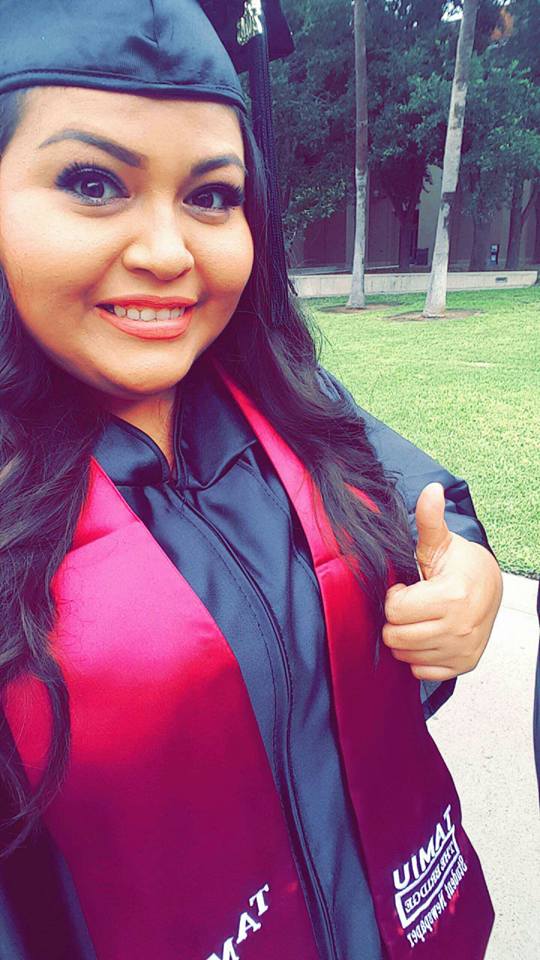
367,4,450,267
462,57,540,223
271,0,539,269
271,0,354,250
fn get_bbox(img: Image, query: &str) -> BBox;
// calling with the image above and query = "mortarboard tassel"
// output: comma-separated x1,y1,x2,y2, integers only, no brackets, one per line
237,0,292,327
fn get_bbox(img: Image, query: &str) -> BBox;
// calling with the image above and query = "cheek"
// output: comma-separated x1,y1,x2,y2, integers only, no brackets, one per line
0,197,45,304
0,193,110,312
196,219,254,302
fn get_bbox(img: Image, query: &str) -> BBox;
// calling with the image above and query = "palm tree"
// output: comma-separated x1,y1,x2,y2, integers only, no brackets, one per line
423,0,479,318
347,0,368,309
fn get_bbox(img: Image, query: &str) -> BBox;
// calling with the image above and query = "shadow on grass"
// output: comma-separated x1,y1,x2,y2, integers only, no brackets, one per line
323,303,399,313
387,309,483,322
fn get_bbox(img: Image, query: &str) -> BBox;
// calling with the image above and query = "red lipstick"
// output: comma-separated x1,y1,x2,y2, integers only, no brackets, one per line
99,295,197,309
95,302,195,341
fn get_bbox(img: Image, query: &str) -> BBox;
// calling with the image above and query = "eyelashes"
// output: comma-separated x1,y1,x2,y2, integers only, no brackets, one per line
55,161,245,211
55,161,127,204
192,183,245,210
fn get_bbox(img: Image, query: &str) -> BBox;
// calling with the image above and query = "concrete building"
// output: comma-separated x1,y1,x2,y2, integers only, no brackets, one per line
290,168,539,274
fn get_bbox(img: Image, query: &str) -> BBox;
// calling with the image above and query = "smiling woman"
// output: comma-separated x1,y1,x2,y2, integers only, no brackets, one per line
0,89,254,455
0,3,499,960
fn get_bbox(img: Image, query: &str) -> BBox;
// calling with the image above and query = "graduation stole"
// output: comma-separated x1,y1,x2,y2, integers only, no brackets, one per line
6,370,493,960
220,370,494,958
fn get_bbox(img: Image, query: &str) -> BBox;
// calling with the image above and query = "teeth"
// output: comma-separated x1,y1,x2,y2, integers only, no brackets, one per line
105,304,187,322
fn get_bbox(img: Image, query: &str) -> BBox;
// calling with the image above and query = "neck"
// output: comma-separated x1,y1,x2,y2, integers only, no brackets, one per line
98,387,178,469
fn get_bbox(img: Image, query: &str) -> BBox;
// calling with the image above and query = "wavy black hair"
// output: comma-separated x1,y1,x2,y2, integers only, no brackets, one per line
0,87,417,853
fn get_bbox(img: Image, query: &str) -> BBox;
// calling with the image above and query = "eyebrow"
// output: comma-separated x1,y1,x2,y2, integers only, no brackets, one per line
191,154,246,177
38,129,246,176
39,129,145,167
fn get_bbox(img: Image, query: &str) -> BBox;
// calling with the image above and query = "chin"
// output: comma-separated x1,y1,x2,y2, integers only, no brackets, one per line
102,363,193,396
112,378,182,398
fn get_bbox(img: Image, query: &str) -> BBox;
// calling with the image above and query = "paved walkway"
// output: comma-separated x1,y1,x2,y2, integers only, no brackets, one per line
428,573,539,959
291,269,538,298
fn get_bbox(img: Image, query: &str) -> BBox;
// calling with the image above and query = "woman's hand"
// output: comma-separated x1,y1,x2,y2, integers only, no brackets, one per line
382,483,503,682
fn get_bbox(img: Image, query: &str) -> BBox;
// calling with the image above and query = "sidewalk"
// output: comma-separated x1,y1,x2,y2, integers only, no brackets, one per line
428,573,539,959
290,269,538,298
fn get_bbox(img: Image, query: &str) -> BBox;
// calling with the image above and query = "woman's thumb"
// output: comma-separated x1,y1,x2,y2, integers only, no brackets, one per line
415,483,451,578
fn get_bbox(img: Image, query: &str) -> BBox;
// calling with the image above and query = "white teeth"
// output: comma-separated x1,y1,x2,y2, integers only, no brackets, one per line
109,304,187,322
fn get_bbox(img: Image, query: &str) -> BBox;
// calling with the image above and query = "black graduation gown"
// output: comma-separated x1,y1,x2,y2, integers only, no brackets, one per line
0,362,492,959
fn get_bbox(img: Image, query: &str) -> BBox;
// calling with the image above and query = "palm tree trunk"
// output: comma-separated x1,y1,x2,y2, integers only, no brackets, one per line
347,0,368,309
423,0,479,318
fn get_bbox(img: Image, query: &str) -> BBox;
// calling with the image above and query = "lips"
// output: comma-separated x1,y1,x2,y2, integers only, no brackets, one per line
96,303,194,341
98,295,197,309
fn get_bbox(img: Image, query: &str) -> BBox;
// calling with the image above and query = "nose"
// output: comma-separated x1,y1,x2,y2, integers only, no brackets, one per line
121,202,195,281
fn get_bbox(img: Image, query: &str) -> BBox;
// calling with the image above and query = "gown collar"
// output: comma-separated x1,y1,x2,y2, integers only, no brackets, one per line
92,357,257,490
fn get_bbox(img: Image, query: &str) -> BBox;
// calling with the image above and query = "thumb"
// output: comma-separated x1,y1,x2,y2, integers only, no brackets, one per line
415,483,452,579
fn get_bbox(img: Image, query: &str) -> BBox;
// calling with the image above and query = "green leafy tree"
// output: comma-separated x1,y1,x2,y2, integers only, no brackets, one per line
271,0,354,254
410,22,540,271
273,0,456,266
367,0,512,271
461,56,540,269
498,0,540,267
271,0,514,271
408,2,540,271
366,0,451,269
503,0,540,82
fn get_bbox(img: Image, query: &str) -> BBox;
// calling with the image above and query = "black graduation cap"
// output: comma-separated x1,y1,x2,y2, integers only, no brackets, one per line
0,0,293,322
0,1,292,104
201,1,294,72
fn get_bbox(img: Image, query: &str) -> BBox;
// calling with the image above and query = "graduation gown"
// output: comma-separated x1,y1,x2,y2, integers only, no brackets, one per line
0,359,493,959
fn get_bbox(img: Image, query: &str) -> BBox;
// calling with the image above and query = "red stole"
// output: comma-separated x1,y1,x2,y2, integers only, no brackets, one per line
6,370,493,960
221,370,494,958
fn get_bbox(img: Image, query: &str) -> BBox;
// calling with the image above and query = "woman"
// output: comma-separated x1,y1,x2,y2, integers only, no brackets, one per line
0,2,500,958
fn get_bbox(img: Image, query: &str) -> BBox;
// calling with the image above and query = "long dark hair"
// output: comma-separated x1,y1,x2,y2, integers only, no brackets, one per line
0,89,417,853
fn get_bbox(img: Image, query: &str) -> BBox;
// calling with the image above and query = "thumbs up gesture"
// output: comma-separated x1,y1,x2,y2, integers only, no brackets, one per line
382,483,503,681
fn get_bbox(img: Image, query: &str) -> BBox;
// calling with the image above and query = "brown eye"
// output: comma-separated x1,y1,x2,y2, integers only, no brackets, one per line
79,176,106,199
56,163,128,205
193,190,217,209
187,184,244,212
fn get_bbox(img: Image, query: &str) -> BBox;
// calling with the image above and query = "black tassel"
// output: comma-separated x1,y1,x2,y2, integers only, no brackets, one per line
245,5,292,326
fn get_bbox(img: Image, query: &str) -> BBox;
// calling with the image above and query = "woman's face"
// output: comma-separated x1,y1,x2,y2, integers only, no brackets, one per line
0,87,254,402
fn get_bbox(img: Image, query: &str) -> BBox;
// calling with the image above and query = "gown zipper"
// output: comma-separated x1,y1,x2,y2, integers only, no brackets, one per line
166,482,339,960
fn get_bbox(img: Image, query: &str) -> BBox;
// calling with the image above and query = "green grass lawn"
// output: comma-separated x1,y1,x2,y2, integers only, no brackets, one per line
306,286,540,578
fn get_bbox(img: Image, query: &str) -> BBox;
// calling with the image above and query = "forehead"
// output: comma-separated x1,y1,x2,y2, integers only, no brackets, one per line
13,86,244,159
